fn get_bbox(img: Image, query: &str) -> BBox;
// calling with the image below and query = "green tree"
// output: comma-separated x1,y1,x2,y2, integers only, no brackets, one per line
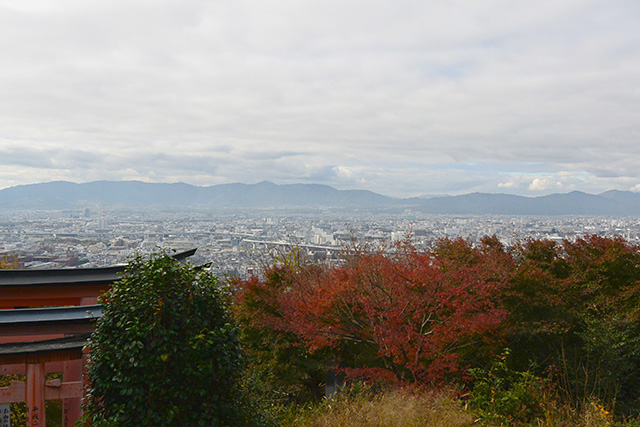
561,235,640,411
506,235,640,414
84,252,261,426
233,267,328,405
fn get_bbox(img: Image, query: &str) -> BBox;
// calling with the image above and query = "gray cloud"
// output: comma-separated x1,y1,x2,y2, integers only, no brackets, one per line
0,0,639,197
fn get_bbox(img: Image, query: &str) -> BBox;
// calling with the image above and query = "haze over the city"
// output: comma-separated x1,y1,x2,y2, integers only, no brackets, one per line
0,0,638,197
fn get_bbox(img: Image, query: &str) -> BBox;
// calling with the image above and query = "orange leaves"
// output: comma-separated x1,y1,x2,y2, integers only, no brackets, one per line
235,239,511,386
153,299,164,316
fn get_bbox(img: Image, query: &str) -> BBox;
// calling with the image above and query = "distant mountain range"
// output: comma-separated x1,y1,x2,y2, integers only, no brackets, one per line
0,181,391,210
1,181,640,215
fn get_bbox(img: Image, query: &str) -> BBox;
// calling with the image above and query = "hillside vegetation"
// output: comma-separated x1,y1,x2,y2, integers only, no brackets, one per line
233,235,640,425
77,236,640,425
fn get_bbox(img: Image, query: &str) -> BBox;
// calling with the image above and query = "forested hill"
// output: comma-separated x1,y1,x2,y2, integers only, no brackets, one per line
0,181,393,209
1,181,640,215
417,190,640,215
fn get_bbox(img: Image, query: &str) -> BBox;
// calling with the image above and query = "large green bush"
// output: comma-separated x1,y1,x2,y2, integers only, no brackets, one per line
84,252,260,426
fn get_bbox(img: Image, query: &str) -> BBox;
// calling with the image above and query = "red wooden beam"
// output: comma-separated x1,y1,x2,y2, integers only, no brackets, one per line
0,379,83,404
0,380,25,404
0,334,67,345
44,379,83,400
0,361,64,375
0,284,108,309
0,324,96,338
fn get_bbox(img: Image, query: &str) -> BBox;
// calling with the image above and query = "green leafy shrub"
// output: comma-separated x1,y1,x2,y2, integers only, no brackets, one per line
469,349,550,426
84,252,264,426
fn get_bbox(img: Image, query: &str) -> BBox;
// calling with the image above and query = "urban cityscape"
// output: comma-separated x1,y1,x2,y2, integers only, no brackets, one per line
2,208,640,279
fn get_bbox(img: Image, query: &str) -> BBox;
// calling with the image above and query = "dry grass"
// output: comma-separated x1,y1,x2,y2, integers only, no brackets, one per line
279,389,475,427
275,389,640,427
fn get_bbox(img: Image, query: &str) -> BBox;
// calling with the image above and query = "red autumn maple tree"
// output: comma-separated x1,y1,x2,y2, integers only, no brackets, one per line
236,237,512,386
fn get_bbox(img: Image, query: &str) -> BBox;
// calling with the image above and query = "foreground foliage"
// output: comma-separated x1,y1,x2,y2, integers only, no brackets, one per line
234,235,640,421
84,252,263,426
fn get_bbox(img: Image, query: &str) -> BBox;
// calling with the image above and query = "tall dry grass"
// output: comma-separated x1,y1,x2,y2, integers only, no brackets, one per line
278,389,475,427
275,388,640,427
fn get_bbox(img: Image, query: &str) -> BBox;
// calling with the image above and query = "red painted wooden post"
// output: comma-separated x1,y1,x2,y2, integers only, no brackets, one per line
63,359,82,427
26,362,46,427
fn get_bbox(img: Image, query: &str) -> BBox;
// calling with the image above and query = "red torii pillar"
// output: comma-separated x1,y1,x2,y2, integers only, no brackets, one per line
63,359,82,427
26,362,46,426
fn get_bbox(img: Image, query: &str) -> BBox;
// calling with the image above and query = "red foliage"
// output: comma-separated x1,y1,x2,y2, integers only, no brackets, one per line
235,238,512,386
234,234,640,409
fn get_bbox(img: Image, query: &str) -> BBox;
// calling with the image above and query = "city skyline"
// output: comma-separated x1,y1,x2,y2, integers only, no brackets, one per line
0,1,639,198
3,208,640,274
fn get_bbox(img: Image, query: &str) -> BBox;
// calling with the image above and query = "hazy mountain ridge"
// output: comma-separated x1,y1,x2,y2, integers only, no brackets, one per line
418,191,636,215
0,181,395,210
1,181,640,215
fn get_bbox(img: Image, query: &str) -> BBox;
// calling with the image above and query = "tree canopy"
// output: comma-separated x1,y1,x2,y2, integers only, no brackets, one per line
235,235,640,415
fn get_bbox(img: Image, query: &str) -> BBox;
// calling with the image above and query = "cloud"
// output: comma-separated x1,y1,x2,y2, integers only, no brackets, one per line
529,178,563,192
498,180,518,189
0,0,639,196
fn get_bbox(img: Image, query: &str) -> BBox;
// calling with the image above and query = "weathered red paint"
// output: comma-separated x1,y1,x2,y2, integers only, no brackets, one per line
0,376,84,403
0,334,66,344
26,362,46,427
63,359,82,427
0,284,108,309
0,380,25,404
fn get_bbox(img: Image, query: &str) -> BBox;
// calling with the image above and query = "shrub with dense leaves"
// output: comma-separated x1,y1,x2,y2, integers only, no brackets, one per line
84,252,261,427
469,349,550,426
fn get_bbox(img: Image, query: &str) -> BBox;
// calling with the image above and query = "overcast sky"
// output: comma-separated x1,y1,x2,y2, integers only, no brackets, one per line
0,0,638,197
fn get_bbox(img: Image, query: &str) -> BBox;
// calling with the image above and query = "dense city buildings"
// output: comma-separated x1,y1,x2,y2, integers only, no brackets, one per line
2,209,640,278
